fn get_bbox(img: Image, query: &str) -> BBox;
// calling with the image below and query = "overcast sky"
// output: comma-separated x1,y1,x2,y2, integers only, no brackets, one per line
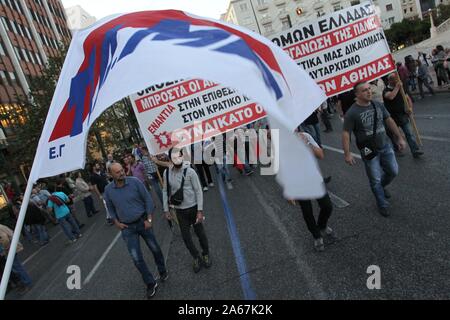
60,0,230,20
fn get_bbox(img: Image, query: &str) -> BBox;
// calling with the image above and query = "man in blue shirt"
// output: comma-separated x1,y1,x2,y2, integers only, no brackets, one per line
104,163,167,299
47,185,82,242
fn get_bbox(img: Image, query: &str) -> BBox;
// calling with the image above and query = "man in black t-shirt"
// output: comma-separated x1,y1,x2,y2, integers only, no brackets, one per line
383,73,424,158
90,162,112,225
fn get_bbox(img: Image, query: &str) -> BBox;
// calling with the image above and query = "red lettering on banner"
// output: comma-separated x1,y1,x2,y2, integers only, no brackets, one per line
166,103,266,148
317,54,395,96
284,15,381,60
135,79,218,113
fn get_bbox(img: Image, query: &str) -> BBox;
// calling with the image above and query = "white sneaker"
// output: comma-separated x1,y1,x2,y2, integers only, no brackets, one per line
203,186,208,191
226,182,233,190
208,182,215,187
314,238,324,252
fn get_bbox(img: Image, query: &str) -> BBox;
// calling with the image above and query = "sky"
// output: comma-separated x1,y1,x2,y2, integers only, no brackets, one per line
60,0,230,20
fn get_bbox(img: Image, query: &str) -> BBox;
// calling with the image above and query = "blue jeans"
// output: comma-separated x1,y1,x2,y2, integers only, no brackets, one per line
121,220,166,286
58,214,81,240
363,144,399,208
12,255,32,287
34,224,49,244
149,173,163,205
399,121,419,153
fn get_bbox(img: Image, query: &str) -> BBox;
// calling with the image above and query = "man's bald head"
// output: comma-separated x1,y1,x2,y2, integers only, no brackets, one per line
109,163,125,183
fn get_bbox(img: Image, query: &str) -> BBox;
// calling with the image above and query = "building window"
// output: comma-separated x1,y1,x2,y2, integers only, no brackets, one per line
386,4,393,11
0,42,5,56
404,9,407,13
388,17,395,24
350,0,361,5
410,7,413,12
263,23,273,34
8,71,17,85
333,4,343,12
281,17,291,30
0,70,7,85
240,3,248,11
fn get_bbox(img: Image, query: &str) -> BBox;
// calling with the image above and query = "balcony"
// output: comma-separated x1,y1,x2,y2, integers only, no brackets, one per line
260,14,272,25
274,0,287,7
278,8,289,19
256,3,269,12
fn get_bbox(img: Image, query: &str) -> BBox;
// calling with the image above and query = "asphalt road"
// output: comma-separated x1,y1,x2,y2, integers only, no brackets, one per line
7,92,450,300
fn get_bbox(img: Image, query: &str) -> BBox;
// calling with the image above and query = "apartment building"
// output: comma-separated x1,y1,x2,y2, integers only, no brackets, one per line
0,0,71,140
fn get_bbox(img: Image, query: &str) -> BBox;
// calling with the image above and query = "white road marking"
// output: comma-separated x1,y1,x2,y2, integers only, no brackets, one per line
328,192,350,209
421,135,450,142
83,231,121,286
23,230,63,265
322,145,362,159
248,181,328,299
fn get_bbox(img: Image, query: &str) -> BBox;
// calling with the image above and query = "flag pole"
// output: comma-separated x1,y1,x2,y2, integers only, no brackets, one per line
395,72,423,146
0,178,34,299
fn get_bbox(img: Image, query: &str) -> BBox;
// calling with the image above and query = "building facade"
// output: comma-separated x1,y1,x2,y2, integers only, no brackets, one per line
65,5,96,31
222,0,417,35
0,0,71,139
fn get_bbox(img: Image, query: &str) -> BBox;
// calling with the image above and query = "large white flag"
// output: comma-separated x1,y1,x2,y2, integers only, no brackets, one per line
29,10,326,199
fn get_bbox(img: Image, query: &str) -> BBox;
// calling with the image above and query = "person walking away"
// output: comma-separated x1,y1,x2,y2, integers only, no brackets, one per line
383,73,424,158
192,141,214,191
300,109,322,147
295,131,335,252
342,82,406,217
141,147,164,205
75,172,99,218
163,148,211,273
104,163,167,299
25,201,49,246
90,162,113,225
416,60,435,98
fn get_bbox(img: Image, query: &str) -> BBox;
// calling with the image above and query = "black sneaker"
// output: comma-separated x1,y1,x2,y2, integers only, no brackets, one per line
193,257,202,273
160,271,169,282
413,151,424,158
146,282,158,299
202,254,212,268
383,188,391,199
378,207,390,217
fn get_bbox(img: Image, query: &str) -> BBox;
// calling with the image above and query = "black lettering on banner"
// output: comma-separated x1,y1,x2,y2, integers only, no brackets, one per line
345,32,384,55
271,25,315,46
137,79,183,96
310,55,361,78
324,49,343,62
318,5,374,33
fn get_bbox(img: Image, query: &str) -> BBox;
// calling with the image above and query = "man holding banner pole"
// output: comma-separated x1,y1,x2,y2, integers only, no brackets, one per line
383,73,424,158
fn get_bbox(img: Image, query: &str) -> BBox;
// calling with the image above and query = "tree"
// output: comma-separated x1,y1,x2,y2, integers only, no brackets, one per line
384,18,430,50
436,4,450,25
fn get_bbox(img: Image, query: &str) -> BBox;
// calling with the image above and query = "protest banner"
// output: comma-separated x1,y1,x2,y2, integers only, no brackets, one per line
129,79,267,154
271,1,396,96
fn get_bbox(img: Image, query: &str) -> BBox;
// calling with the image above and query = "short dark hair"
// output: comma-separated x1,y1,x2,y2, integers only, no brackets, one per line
141,146,148,152
47,184,56,193
353,82,367,93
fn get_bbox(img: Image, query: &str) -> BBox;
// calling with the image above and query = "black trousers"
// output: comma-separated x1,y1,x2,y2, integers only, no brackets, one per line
195,162,213,187
82,195,97,217
297,193,333,239
176,206,209,259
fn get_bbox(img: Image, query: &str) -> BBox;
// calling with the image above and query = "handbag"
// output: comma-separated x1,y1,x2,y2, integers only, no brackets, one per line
166,168,187,206
358,102,378,161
